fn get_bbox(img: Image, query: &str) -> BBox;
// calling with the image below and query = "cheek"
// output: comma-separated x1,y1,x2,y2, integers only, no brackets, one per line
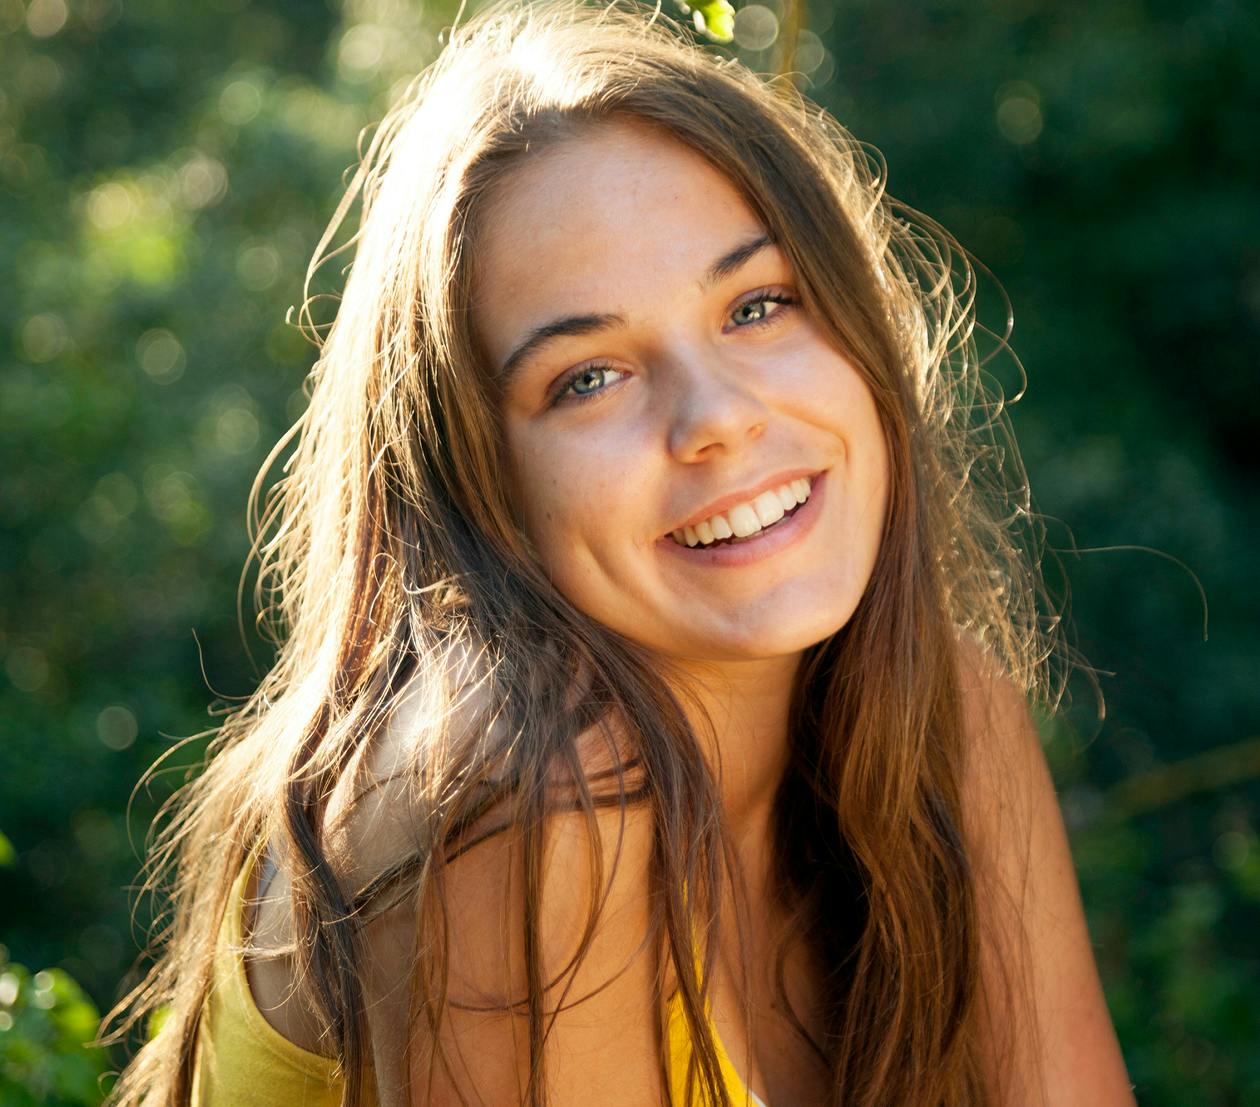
854,392,894,571
507,435,622,569
510,459,563,553
508,394,663,520
805,355,892,532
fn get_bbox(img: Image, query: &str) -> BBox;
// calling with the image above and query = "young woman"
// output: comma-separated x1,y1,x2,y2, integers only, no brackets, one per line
105,2,1136,1104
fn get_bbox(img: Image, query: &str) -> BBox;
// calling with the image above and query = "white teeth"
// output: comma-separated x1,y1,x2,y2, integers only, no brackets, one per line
669,475,816,547
727,503,762,538
752,491,785,527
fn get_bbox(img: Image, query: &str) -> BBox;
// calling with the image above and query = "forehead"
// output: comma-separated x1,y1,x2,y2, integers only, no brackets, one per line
470,120,771,360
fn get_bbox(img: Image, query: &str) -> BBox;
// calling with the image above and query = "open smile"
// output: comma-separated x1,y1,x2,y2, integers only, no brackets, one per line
667,473,817,549
656,470,827,568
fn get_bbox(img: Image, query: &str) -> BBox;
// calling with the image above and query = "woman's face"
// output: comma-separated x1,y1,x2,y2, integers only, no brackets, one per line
472,120,890,664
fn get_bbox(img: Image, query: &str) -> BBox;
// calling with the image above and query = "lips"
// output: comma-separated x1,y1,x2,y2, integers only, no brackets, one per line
664,468,822,538
657,469,827,568
668,476,813,548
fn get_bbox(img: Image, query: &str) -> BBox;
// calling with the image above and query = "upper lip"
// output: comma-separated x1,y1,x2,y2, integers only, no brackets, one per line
663,467,823,536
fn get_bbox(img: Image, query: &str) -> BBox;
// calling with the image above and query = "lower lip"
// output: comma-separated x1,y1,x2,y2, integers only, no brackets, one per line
656,471,827,569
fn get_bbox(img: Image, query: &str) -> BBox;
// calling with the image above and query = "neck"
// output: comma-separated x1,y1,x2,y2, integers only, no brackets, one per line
666,652,801,836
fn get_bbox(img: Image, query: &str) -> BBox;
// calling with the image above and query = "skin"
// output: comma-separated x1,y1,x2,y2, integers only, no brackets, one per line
465,118,1136,1105
248,120,1136,1107
474,119,890,828
468,120,894,1103
477,122,888,665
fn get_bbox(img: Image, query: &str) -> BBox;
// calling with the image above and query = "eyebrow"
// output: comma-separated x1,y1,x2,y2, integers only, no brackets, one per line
498,232,775,384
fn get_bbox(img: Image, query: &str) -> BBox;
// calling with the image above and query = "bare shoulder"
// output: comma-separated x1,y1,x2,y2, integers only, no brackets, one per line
316,646,506,1103
415,670,665,1107
322,652,667,1106
424,779,663,1105
952,637,1136,1106
953,637,1038,769
952,638,1049,864
241,660,478,1063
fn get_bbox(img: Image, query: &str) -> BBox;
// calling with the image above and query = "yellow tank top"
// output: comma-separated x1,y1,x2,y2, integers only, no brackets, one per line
190,851,767,1106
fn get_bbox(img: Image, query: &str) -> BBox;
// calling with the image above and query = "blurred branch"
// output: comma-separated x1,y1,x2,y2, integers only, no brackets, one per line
776,0,802,79
1108,736,1260,819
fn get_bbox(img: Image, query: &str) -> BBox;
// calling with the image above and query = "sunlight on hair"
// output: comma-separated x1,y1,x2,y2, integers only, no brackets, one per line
100,6,1066,1106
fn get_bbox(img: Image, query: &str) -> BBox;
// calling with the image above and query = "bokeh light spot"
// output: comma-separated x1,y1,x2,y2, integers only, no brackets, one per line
996,81,1043,145
86,180,137,230
237,243,280,290
286,387,309,425
0,0,25,34
137,328,186,383
25,0,67,38
31,971,56,1009
733,5,779,51
77,471,141,542
96,704,138,750
6,646,50,693
19,313,69,363
19,54,63,101
213,402,260,454
794,30,826,75
3,143,46,190
80,0,122,32
95,471,140,517
143,465,211,544
1214,830,1251,870
175,154,228,210
219,79,262,126
338,24,387,82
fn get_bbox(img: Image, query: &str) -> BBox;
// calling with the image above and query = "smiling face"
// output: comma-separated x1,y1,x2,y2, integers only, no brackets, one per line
471,120,890,666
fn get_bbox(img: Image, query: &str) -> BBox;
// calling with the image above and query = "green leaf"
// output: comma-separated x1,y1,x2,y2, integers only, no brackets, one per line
677,0,736,44
0,830,15,867
147,1003,171,1042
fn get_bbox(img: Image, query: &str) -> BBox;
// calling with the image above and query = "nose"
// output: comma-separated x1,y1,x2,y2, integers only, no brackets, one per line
664,355,769,463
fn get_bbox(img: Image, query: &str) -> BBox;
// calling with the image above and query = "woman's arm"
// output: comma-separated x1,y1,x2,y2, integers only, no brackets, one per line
408,799,667,1107
326,695,669,1106
958,648,1137,1106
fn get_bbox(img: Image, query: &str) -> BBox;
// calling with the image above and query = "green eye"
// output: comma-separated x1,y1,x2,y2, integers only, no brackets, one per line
730,292,796,327
572,367,610,395
733,301,771,324
551,362,626,407
549,291,797,410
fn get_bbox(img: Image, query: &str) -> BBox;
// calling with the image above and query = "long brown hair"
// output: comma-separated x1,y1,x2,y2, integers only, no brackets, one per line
104,2,1055,1104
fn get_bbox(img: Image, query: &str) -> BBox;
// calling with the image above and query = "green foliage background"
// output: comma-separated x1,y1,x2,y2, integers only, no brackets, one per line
1,0,1256,1101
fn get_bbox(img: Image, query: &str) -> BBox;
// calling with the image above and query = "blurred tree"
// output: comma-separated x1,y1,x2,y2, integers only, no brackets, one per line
0,953,111,1107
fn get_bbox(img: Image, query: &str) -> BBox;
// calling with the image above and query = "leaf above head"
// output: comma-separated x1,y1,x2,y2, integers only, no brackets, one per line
675,0,737,44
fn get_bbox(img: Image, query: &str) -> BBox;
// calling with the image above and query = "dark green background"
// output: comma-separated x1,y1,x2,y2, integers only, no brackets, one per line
1,0,1256,1102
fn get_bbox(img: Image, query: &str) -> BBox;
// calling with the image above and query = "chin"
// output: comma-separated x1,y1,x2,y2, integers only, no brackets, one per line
677,600,861,663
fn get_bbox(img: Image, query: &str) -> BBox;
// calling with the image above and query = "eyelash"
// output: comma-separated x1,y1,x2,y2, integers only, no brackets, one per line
548,289,799,408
